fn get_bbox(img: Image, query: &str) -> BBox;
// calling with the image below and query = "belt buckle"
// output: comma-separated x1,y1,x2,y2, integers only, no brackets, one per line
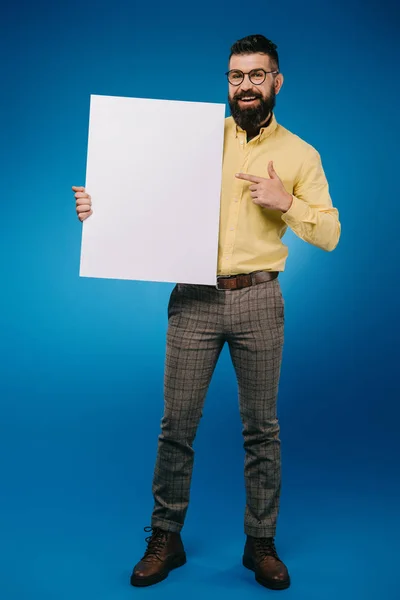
216,274,249,291
215,275,234,291
215,277,225,291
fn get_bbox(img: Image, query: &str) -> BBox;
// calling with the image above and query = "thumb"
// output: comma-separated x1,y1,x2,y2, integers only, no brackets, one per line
268,160,279,180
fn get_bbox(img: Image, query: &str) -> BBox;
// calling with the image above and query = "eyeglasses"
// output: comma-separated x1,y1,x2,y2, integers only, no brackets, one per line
225,68,279,86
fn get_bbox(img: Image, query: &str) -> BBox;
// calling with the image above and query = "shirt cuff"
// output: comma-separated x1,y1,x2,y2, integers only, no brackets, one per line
281,195,310,225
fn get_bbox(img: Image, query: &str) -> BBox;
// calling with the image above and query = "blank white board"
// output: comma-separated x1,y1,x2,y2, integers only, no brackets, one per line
80,94,225,285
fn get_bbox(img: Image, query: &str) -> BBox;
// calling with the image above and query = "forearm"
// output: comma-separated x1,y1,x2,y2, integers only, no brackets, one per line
281,194,341,252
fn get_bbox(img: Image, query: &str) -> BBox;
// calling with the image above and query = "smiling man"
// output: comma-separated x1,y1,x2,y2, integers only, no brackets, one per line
73,34,340,592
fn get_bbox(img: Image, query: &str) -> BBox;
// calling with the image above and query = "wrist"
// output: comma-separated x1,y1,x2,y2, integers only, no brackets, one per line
280,193,293,213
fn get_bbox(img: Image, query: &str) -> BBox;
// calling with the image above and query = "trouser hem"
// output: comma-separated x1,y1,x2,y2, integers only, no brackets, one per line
245,525,277,538
151,517,183,534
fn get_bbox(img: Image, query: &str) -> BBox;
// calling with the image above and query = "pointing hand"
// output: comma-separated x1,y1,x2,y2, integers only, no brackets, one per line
235,161,293,212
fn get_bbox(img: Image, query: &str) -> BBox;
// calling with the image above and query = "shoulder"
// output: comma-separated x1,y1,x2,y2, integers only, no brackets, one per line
274,122,320,161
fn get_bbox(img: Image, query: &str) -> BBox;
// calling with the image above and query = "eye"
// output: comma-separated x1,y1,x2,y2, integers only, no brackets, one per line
230,71,242,80
251,69,265,81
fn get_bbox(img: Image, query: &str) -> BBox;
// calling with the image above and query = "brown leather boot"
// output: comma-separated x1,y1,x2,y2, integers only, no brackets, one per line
130,526,186,587
243,535,290,590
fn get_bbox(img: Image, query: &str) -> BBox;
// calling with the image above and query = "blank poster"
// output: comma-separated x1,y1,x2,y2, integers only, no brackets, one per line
80,94,226,285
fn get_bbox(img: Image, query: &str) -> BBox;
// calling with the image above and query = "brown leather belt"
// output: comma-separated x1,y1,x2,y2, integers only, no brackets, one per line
216,270,279,290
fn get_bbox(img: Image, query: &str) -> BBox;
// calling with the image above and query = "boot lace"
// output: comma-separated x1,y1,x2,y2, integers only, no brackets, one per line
142,526,169,561
254,537,280,561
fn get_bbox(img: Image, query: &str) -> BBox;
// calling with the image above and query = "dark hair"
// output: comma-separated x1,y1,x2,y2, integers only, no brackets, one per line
229,34,279,71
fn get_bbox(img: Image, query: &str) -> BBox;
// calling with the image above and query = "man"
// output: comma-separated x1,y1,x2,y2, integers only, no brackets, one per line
72,34,340,591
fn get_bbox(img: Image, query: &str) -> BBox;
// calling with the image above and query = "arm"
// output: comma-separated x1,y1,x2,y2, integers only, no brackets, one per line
281,147,341,252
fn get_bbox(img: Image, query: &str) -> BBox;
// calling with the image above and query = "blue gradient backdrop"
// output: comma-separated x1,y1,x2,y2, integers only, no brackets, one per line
1,0,399,598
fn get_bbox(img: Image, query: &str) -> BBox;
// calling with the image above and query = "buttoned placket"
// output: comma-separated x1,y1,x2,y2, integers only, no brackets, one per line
221,129,260,275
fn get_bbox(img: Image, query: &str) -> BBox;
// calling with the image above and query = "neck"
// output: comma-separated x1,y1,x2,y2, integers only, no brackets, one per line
259,112,272,128
246,112,272,141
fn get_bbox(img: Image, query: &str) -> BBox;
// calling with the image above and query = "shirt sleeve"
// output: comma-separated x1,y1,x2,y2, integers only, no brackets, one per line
281,146,341,251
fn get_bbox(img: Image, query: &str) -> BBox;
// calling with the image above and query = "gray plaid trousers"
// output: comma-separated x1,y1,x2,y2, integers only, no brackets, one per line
150,277,284,538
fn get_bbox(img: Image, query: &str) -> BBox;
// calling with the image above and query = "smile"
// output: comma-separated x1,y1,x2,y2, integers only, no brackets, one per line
238,97,259,103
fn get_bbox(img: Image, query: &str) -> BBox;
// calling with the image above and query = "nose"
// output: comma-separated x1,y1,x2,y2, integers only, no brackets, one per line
237,75,258,92
236,83,258,96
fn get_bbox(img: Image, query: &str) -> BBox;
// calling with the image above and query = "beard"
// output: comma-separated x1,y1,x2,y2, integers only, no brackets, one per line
228,86,276,132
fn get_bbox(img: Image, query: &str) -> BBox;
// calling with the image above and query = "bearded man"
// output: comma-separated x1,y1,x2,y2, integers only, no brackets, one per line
73,33,341,592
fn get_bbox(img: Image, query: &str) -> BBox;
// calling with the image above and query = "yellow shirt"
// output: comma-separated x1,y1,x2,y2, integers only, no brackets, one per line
218,113,341,275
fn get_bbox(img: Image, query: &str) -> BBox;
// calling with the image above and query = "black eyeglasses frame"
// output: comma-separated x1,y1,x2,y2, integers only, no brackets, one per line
225,68,280,86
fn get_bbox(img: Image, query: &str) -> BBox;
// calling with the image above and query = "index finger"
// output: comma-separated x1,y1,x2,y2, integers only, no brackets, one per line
72,186,85,192
235,173,262,183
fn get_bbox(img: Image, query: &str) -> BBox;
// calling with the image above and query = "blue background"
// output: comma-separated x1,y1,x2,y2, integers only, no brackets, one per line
1,0,399,598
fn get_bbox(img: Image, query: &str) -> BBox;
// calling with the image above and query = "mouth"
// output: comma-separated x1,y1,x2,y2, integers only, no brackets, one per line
237,96,260,105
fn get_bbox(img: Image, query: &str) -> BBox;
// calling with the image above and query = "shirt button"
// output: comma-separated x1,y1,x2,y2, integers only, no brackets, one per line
230,227,235,230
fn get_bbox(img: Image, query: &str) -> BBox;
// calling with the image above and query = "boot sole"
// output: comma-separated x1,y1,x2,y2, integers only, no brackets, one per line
130,553,187,587
242,555,291,590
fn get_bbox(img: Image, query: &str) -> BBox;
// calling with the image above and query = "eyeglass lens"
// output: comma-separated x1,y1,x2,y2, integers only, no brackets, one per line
228,69,266,85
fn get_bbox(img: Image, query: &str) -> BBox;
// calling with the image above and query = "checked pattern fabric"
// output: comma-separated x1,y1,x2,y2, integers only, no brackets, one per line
150,278,284,538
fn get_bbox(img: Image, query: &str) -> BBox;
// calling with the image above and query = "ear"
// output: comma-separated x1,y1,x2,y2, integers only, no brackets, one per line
275,73,284,95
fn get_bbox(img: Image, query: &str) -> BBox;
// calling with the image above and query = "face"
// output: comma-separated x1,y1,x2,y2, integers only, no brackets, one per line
228,53,283,131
